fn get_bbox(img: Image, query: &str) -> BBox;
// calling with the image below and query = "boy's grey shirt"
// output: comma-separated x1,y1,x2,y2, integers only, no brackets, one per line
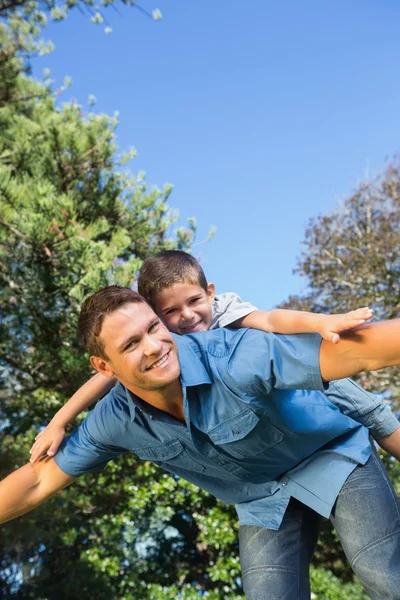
211,292,257,329
210,292,399,440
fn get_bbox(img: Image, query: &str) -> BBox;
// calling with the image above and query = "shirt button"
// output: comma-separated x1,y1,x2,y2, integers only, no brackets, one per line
281,478,288,487
232,429,240,435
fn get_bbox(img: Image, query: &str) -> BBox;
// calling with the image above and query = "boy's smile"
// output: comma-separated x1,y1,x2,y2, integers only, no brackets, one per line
155,282,215,335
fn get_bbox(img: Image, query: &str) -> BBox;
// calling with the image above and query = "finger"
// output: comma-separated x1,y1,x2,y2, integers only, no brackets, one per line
47,441,60,457
331,333,340,344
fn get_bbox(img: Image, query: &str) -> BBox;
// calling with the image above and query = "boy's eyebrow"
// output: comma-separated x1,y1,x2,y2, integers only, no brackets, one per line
162,293,202,311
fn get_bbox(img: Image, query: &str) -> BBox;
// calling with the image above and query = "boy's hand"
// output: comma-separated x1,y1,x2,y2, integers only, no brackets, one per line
319,307,373,343
29,423,66,463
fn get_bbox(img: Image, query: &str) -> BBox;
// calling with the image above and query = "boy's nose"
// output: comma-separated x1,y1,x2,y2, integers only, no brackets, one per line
181,307,195,321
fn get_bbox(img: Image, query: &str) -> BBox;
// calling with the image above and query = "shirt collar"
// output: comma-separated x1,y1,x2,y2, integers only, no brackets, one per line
173,333,212,387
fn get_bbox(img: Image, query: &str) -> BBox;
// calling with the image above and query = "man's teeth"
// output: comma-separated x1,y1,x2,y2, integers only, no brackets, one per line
148,353,169,370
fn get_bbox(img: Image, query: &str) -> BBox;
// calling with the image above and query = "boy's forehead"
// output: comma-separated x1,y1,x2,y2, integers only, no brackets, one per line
155,282,205,304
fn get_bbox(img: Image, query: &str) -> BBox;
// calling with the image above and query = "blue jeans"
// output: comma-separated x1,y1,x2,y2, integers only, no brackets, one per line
239,445,400,600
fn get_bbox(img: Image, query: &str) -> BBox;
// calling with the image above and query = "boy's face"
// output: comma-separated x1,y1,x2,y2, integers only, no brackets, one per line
154,282,215,335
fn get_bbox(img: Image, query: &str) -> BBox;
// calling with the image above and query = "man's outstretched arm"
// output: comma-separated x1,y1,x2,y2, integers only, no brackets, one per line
319,318,400,381
0,457,75,524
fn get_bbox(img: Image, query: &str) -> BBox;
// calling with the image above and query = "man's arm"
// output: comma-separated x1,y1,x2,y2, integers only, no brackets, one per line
0,457,75,524
319,319,400,381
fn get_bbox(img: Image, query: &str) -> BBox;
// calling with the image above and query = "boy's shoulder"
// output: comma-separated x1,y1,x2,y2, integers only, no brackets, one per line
211,291,258,329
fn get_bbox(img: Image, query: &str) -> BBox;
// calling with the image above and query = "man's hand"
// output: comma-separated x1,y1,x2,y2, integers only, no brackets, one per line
0,457,75,524
318,307,373,343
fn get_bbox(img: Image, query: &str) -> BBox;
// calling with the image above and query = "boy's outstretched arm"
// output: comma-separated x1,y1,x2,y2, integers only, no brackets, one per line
234,308,372,343
0,458,75,524
30,373,115,463
319,318,400,381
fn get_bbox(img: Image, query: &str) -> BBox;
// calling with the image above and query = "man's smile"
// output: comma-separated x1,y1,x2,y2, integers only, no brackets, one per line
146,351,171,371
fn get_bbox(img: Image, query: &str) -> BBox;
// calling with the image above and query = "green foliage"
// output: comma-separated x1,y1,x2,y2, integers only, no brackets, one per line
0,7,232,599
310,566,367,600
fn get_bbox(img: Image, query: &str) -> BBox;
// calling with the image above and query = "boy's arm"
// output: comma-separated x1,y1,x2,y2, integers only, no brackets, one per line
0,457,75,524
232,308,372,343
30,373,115,462
377,428,400,461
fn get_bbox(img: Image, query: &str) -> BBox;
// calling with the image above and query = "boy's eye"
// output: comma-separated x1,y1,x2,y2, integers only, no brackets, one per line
165,308,177,315
190,297,201,304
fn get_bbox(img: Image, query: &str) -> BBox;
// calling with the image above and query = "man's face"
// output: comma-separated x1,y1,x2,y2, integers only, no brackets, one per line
154,282,215,335
93,301,181,394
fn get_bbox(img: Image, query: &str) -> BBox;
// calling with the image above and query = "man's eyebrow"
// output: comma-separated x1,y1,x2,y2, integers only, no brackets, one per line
117,317,161,352
118,335,139,353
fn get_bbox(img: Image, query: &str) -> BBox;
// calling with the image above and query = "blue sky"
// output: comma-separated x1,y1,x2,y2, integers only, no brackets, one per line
32,0,400,310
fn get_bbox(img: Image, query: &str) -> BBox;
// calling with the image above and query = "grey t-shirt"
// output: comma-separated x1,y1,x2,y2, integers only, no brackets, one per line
210,292,258,329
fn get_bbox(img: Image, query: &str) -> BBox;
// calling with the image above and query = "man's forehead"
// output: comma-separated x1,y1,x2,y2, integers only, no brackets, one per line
101,302,156,339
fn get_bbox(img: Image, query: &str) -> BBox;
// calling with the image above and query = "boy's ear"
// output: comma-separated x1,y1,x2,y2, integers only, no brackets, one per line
90,355,115,378
207,282,216,303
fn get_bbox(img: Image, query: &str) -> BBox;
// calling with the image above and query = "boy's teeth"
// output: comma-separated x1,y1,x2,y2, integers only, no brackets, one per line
149,353,168,370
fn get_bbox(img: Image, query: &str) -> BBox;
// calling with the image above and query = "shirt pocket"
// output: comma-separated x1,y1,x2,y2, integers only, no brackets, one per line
133,438,205,473
208,408,284,460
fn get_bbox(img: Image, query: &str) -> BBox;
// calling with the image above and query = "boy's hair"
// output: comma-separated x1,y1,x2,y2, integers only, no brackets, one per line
78,286,146,359
138,250,208,308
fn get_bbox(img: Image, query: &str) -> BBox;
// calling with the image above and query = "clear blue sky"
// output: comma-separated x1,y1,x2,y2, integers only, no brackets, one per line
32,0,400,309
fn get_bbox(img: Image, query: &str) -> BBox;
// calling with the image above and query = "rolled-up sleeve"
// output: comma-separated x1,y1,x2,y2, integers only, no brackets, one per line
54,402,126,477
324,379,399,439
226,329,325,394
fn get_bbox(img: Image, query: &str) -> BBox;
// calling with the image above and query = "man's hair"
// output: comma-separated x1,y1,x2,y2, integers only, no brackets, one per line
138,250,208,308
78,286,147,358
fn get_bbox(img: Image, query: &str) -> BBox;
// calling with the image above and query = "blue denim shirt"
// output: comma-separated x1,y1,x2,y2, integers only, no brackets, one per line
55,328,399,530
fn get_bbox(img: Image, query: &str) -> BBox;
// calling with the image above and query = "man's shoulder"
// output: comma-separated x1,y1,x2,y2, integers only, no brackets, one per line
82,382,131,438
174,326,257,357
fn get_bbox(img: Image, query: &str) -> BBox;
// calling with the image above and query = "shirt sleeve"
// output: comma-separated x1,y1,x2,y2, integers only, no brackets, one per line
54,399,127,477
211,292,258,329
224,328,325,394
323,379,400,439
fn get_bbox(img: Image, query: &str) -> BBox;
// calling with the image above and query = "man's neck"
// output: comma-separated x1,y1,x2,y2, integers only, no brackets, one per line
127,379,185,422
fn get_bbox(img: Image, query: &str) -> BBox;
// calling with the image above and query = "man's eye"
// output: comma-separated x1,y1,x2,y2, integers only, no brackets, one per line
149,321,161,333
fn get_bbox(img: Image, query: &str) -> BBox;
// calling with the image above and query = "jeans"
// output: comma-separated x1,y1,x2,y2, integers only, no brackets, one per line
239,445,400,600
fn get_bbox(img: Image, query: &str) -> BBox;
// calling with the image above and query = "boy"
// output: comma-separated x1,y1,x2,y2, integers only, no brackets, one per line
30,251,398,463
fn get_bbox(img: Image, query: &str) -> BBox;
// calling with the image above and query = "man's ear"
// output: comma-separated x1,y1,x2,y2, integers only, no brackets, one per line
207,282,215,303
90,355,115,378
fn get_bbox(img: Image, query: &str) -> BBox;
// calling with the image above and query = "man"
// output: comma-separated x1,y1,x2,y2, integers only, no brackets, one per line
1,286,400,600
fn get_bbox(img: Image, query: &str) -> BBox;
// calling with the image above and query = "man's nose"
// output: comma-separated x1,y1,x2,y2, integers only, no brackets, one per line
143,335,162,355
